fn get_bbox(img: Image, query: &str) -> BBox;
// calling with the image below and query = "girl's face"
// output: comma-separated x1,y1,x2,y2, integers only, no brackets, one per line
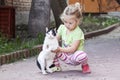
63,15,78,31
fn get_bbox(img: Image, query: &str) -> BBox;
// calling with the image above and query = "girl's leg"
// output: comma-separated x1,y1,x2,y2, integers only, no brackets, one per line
70,51,88,64
70,51,91,73
53,52,70,66
50,54,62,72
53,51,87,65
53,55,61,67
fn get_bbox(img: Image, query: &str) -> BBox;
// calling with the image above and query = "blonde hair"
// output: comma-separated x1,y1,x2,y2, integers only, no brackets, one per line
60,2,83,23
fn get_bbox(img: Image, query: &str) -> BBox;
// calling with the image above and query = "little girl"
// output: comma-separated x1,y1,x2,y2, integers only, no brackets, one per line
51,2,91,74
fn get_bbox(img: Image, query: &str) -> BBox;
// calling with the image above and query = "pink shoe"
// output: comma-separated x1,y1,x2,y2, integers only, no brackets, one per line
82,64,91,74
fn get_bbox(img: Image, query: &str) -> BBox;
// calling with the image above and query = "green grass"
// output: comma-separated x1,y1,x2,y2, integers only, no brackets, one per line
80,14,120,33
0,33,44,55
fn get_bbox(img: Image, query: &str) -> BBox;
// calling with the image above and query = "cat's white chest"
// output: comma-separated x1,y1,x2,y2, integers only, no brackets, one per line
44,38,58,51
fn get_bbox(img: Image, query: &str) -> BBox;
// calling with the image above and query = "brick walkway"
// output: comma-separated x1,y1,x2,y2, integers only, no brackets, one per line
0,26,120,80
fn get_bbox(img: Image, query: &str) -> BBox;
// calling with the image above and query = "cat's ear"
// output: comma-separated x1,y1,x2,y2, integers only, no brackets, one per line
46,27,48,32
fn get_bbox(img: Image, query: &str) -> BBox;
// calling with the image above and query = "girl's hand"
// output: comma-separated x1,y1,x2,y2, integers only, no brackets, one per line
51,47,61,53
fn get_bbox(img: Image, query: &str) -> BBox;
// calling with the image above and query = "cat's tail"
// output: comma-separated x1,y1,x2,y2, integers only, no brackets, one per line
36,58,41,70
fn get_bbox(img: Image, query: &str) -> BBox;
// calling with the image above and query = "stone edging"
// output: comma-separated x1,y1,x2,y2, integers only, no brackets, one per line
0,23,119,65
85,23,120,39
0,45,42,65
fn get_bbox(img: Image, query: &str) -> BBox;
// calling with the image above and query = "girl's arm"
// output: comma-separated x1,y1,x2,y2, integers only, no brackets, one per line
53,40,80,53
59,40,80,53
56,34,61,41
53,34,80,54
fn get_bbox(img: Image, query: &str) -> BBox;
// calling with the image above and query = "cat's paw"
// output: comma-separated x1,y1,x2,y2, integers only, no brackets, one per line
47,69,53,73
43,72,48,75
42,71,48,75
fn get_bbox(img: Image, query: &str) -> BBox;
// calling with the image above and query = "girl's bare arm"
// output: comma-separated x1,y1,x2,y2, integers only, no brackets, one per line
59,40,80,53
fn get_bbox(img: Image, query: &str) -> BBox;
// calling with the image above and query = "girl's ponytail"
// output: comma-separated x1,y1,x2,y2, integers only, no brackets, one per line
75,2,82,16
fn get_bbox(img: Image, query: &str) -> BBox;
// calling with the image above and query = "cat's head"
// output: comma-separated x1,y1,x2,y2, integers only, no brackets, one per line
45,27,56,39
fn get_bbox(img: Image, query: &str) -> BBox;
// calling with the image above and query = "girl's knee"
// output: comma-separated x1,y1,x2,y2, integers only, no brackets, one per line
72,51,88,63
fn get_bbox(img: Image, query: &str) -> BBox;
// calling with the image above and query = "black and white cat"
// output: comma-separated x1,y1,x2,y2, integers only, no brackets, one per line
36,27,58,74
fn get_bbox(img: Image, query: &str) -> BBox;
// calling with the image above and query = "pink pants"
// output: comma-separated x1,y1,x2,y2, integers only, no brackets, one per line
54,51,88,66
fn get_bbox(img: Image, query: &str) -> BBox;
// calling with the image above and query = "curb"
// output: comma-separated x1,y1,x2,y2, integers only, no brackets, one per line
0,45,42,65
0,23,119,65
85,23,120,39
